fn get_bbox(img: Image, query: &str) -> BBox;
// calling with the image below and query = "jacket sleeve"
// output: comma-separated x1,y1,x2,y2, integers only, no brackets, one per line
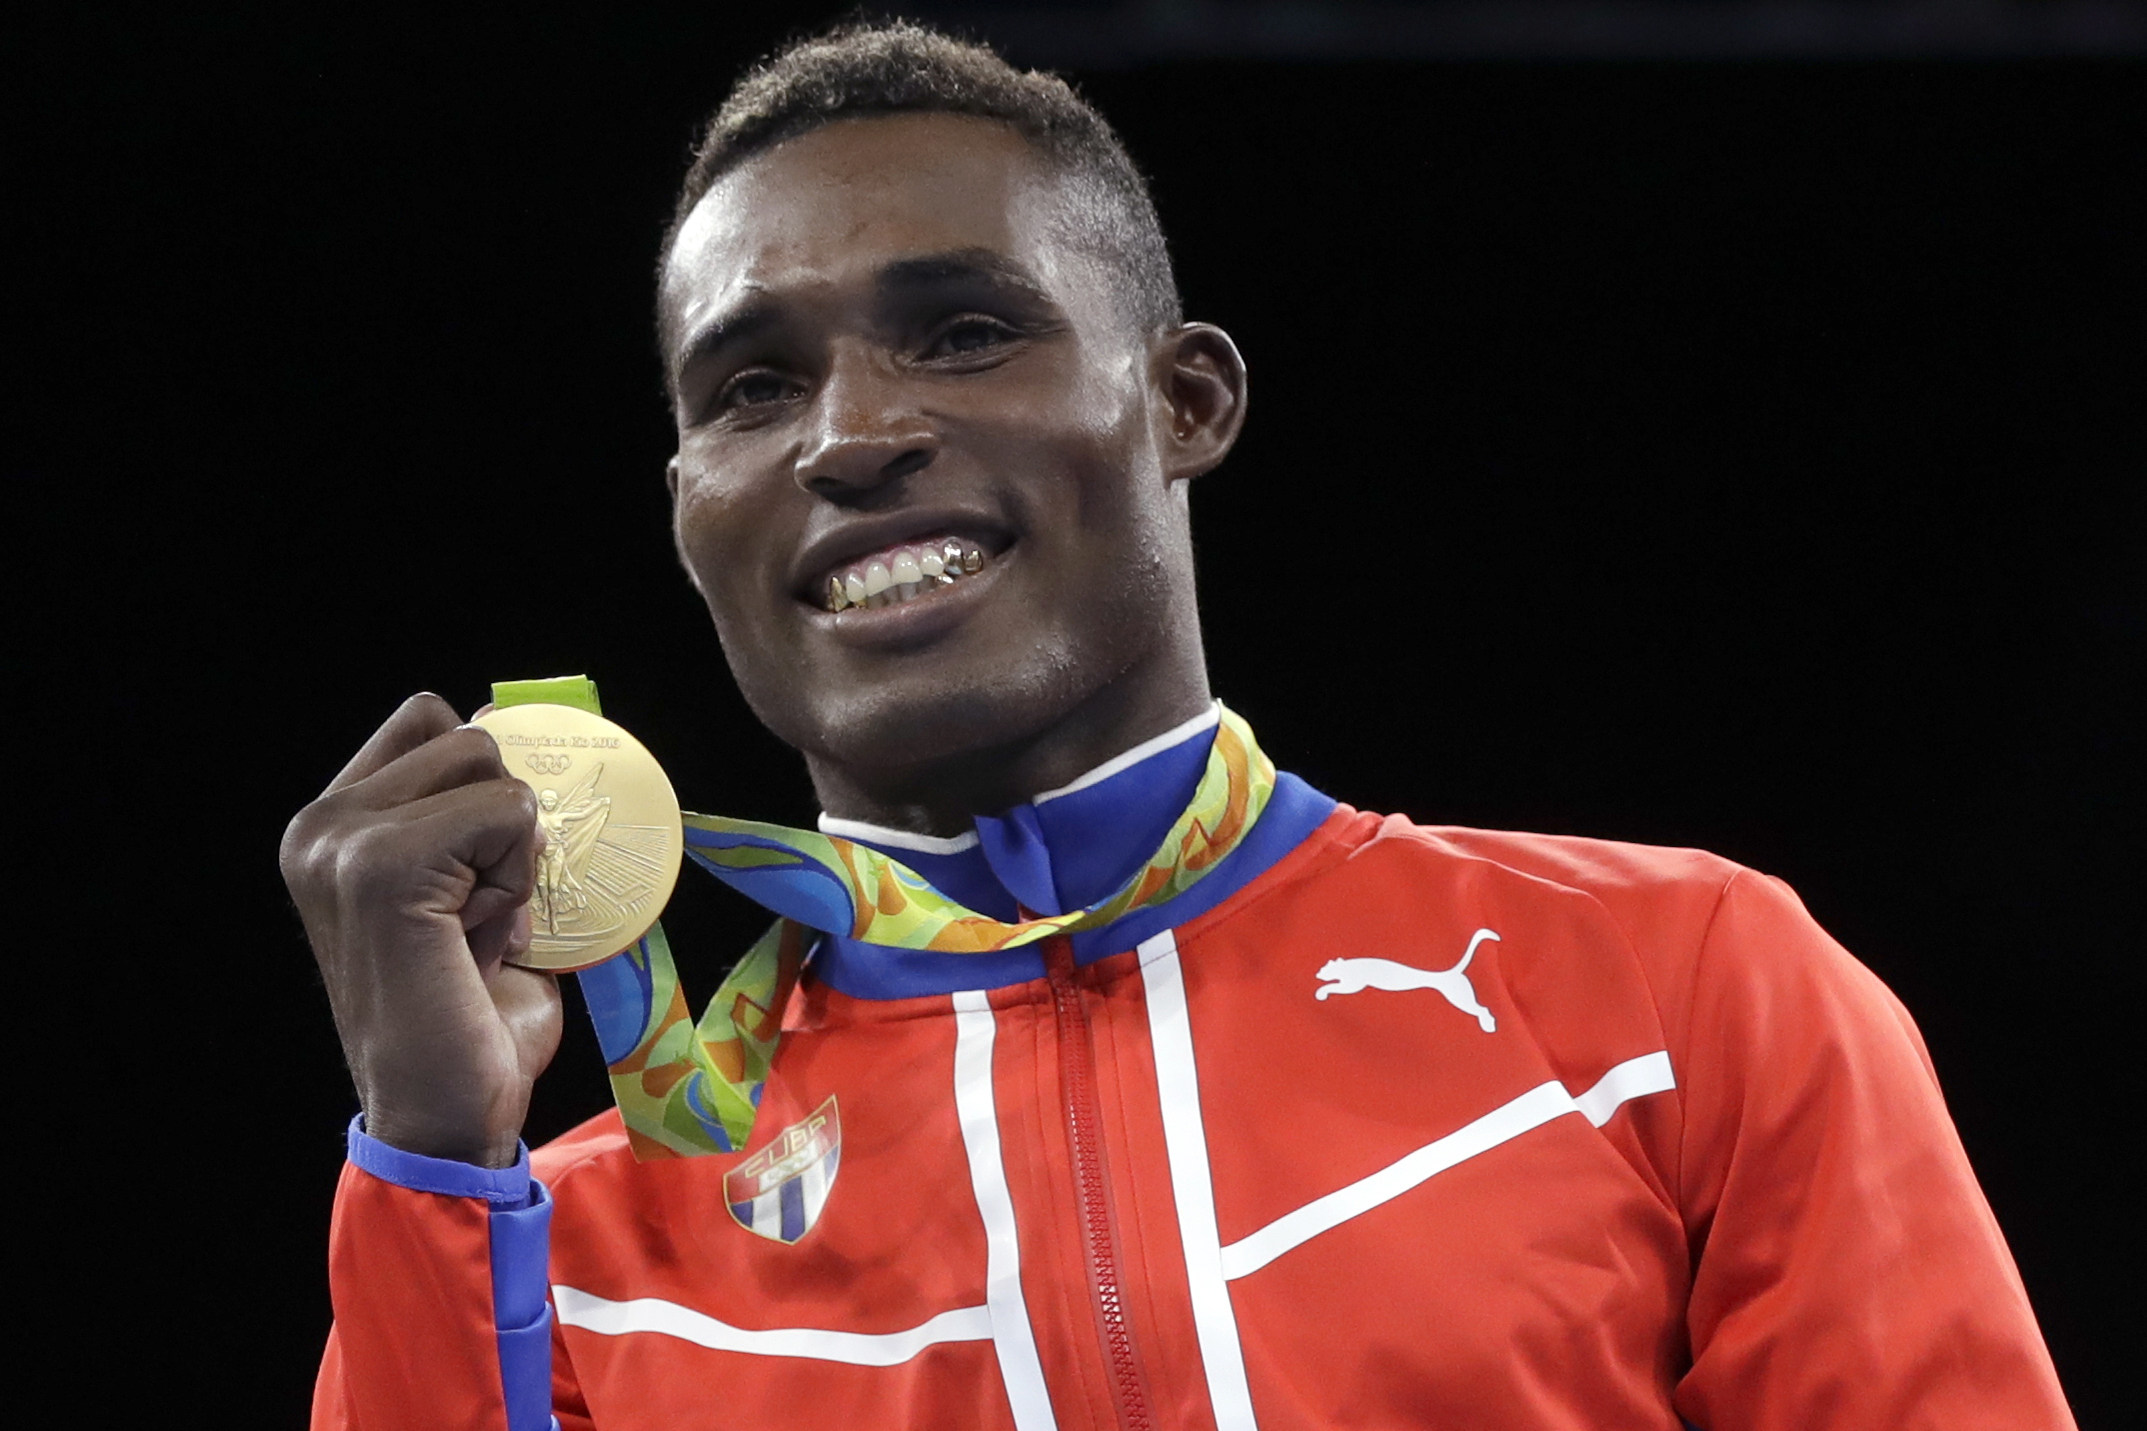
312,1118,588,1431
1669,870,2073,1430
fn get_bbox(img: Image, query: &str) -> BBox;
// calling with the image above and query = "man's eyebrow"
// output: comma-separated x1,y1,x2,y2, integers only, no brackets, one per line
877,249,1056,305
673,299,778,383
672,252,1056,384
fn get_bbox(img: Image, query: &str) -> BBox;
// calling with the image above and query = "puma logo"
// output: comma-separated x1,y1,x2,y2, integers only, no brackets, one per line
1315,928,1500,1032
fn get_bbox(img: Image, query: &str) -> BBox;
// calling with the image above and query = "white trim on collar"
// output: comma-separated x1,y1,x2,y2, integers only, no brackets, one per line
813,700,1221,848
1033,701,1221,805
815,817,980,854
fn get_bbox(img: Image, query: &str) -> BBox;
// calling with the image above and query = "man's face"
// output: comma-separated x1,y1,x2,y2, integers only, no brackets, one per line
661,113,1211,791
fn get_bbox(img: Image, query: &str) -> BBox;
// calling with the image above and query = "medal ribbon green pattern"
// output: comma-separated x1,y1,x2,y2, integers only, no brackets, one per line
493,677,1275,1160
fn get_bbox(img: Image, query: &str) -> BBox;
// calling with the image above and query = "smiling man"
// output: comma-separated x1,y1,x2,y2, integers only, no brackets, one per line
284,23,2073,1431
660,98,1226,826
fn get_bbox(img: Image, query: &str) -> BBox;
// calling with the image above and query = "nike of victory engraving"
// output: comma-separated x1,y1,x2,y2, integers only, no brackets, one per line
1315,928,1500,1032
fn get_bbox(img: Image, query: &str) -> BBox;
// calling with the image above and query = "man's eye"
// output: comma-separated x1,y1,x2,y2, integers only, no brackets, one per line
925,317,1017,358
719,371,797,410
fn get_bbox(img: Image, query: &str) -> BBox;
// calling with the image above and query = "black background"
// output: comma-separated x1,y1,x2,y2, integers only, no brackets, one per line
12,7,2141,1424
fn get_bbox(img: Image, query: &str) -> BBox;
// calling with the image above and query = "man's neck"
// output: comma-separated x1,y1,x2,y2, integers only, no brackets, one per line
802,673,1215,838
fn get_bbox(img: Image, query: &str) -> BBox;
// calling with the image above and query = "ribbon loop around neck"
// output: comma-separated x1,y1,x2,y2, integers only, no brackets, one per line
492,677,1275,1159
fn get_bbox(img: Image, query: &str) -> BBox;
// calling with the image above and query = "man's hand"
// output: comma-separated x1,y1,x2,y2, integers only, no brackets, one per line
281,693,563,1168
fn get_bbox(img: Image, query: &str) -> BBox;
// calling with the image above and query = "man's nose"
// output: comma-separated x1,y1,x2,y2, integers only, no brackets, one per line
796,351,936,498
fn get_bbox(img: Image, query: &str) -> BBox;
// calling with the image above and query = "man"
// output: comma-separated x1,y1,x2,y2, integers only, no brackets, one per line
282,22,2073,1430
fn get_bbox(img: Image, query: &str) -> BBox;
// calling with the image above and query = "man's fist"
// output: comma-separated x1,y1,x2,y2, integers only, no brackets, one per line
281,693,563,1168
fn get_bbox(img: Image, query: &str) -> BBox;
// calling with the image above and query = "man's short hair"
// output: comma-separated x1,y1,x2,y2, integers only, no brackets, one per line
659,21,1182,347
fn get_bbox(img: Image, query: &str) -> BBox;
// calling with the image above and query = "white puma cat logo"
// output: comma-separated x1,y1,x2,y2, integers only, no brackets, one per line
1315,928,1500,1032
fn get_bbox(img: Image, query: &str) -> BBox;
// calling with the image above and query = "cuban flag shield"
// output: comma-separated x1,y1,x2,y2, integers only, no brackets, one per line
725,1096,841,1244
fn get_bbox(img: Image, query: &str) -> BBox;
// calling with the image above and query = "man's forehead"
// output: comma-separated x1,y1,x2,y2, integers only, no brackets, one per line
662,113,1088,339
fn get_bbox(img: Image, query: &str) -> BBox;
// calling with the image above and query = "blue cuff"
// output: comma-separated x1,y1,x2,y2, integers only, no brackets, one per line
346,1114,532,1208
491,1181,555,1431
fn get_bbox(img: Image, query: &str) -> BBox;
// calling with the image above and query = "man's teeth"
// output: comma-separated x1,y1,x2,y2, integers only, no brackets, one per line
825,538,990,612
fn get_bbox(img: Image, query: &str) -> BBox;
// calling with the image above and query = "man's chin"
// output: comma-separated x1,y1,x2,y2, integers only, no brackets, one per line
802,675,1074,777
748,651,1111,810
724,560,1186,811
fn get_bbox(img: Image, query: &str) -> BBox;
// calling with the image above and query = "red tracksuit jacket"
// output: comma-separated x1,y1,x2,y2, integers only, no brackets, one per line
314,796,2073,1429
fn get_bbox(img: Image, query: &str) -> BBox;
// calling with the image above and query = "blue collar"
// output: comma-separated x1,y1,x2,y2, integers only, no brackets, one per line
810,705,1337,1000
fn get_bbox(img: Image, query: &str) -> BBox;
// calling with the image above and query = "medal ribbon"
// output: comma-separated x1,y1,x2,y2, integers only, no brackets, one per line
493,677,1274,1159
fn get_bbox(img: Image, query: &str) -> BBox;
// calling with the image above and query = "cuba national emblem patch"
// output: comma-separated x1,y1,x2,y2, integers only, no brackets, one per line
725,1096,841,1244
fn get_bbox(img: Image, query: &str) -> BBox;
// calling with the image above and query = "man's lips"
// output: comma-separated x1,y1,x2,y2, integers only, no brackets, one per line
790,510,1011,603
807,539,1011,644
820,533,991,612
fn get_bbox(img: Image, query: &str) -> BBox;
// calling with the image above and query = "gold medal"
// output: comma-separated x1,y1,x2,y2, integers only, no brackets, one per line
472,702,684,972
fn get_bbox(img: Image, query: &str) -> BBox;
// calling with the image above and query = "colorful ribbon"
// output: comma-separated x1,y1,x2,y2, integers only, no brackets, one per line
494,677,1274,1159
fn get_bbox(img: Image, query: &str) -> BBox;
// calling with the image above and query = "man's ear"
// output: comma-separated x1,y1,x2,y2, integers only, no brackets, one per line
666,456,705,595
1153,323,1247,483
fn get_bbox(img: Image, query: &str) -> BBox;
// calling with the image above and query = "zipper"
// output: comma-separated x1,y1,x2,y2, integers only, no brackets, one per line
1046,935,1155,1431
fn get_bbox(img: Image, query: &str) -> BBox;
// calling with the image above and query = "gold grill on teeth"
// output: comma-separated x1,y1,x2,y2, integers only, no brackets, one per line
825,538,988,612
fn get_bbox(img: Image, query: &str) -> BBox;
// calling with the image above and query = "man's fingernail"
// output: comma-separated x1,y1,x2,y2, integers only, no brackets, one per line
512,904,533,944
